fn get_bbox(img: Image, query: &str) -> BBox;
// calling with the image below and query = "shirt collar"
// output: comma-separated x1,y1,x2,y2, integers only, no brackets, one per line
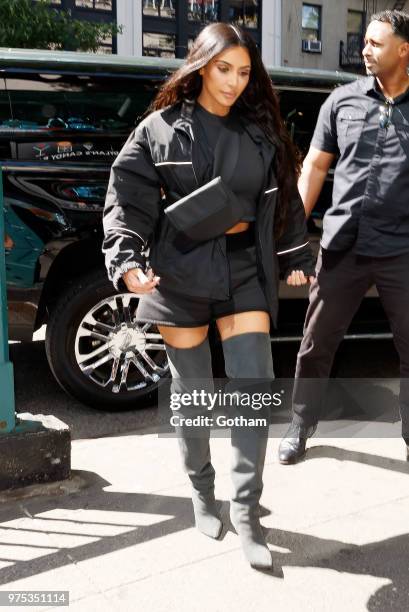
360,75,409,102
360,76,378,95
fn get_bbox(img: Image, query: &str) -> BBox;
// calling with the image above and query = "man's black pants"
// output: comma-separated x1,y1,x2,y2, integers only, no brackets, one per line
292,247,409,437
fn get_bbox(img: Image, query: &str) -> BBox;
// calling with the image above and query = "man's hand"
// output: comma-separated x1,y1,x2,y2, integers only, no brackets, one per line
122,267,160,294
286,270,315,286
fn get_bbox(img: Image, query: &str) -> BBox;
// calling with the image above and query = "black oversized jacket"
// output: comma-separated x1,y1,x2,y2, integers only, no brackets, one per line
103,98,314,326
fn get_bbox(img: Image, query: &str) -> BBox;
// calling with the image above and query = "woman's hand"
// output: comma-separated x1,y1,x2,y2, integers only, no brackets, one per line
122,267,160,294
286,270,315,286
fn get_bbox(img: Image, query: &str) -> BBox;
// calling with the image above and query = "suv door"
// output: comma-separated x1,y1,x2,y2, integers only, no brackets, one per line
279,86,334,240
4,70,169,409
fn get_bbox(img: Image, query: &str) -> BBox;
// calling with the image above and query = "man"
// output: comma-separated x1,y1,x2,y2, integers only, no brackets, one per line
279,9,409,464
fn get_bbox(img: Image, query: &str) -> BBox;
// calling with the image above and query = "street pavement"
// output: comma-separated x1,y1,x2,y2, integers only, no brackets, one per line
1,338,409,611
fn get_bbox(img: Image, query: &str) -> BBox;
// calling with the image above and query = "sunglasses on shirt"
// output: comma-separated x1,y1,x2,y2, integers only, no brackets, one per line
379,101,393,129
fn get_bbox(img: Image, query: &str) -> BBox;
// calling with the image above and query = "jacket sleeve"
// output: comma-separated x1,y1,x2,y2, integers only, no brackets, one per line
276,184,316,280
102,121,162,290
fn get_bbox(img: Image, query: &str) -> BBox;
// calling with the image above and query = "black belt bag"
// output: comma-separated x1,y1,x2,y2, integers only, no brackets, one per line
163,175,243,242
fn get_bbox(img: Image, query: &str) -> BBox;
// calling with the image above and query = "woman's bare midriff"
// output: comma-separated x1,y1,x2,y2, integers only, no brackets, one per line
225,221,250,234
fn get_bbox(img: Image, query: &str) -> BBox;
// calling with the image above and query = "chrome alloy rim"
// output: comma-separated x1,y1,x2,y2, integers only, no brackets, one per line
74,293,169,393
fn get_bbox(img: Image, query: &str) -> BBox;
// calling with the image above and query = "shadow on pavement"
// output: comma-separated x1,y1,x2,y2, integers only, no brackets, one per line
269,527,409,611
0,446,408,609
306,444,409,473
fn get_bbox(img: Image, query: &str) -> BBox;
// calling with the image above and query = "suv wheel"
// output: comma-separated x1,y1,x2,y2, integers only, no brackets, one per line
45,269,169,410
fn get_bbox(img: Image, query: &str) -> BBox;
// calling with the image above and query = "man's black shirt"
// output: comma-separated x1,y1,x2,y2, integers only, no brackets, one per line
311,75,409,256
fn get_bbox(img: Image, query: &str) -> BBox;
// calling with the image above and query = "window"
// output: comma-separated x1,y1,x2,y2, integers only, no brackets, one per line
278,87,334,218
279,88,327,155
75,0,113,9
188,1,219,23
0,88,10,127
143,0,176,19
0,84,12,158
346,10,364,64
348,9,364,34
302,3,321,41
96,33,113,54
142,1,261,59
4,73,155,162
143,32,176,57
229,1,258,29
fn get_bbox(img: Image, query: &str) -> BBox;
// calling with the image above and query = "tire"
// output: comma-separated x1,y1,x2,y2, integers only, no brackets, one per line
45,269,169,410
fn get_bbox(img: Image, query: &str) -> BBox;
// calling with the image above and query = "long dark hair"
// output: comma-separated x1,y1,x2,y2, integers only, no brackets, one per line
148,22,301,237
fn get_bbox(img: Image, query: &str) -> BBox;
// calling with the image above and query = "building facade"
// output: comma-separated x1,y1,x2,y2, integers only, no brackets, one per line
281,0,406,72
38,0,117,53
117,1,267,61
38,0,409,71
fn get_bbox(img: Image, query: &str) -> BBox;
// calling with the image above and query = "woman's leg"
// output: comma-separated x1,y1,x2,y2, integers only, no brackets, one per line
216,311,274,569
158,325,209,350
216,310,271,340
159,325,223,539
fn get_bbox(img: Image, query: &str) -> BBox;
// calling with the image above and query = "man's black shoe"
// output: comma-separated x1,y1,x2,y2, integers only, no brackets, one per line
278,422,317,465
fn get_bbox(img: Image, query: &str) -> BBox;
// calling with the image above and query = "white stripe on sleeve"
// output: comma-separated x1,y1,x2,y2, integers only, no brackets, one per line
277,241,309,256
105,227,145,244
154,161,193,167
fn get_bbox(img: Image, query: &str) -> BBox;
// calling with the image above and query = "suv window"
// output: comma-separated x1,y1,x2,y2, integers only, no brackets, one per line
0,77,12,158
278,88,329,155
278,87,335,221
4,72,161,163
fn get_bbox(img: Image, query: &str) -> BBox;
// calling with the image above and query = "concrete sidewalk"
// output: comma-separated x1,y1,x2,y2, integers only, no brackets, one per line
0,430,409,612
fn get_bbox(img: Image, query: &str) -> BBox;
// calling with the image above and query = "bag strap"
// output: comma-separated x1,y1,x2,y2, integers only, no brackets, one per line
194,108,241,185
212,118,240,184
194,112,216,168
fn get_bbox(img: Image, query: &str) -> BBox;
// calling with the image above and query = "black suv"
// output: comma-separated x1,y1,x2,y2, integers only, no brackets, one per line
2,48,362,409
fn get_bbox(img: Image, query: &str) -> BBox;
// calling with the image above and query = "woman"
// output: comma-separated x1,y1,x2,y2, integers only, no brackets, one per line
103,23,314,570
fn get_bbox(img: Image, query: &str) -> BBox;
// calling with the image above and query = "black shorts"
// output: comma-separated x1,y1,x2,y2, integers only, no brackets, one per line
135,228,269,327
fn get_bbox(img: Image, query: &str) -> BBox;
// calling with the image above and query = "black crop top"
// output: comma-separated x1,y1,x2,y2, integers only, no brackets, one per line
193,103,263,222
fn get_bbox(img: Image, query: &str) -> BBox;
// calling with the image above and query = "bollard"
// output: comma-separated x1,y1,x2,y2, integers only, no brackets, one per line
0,169,16,434
0,167,71,491
0,169,40,434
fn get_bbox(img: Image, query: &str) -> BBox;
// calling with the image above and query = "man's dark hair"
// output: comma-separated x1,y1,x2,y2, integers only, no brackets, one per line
370,9,409,42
